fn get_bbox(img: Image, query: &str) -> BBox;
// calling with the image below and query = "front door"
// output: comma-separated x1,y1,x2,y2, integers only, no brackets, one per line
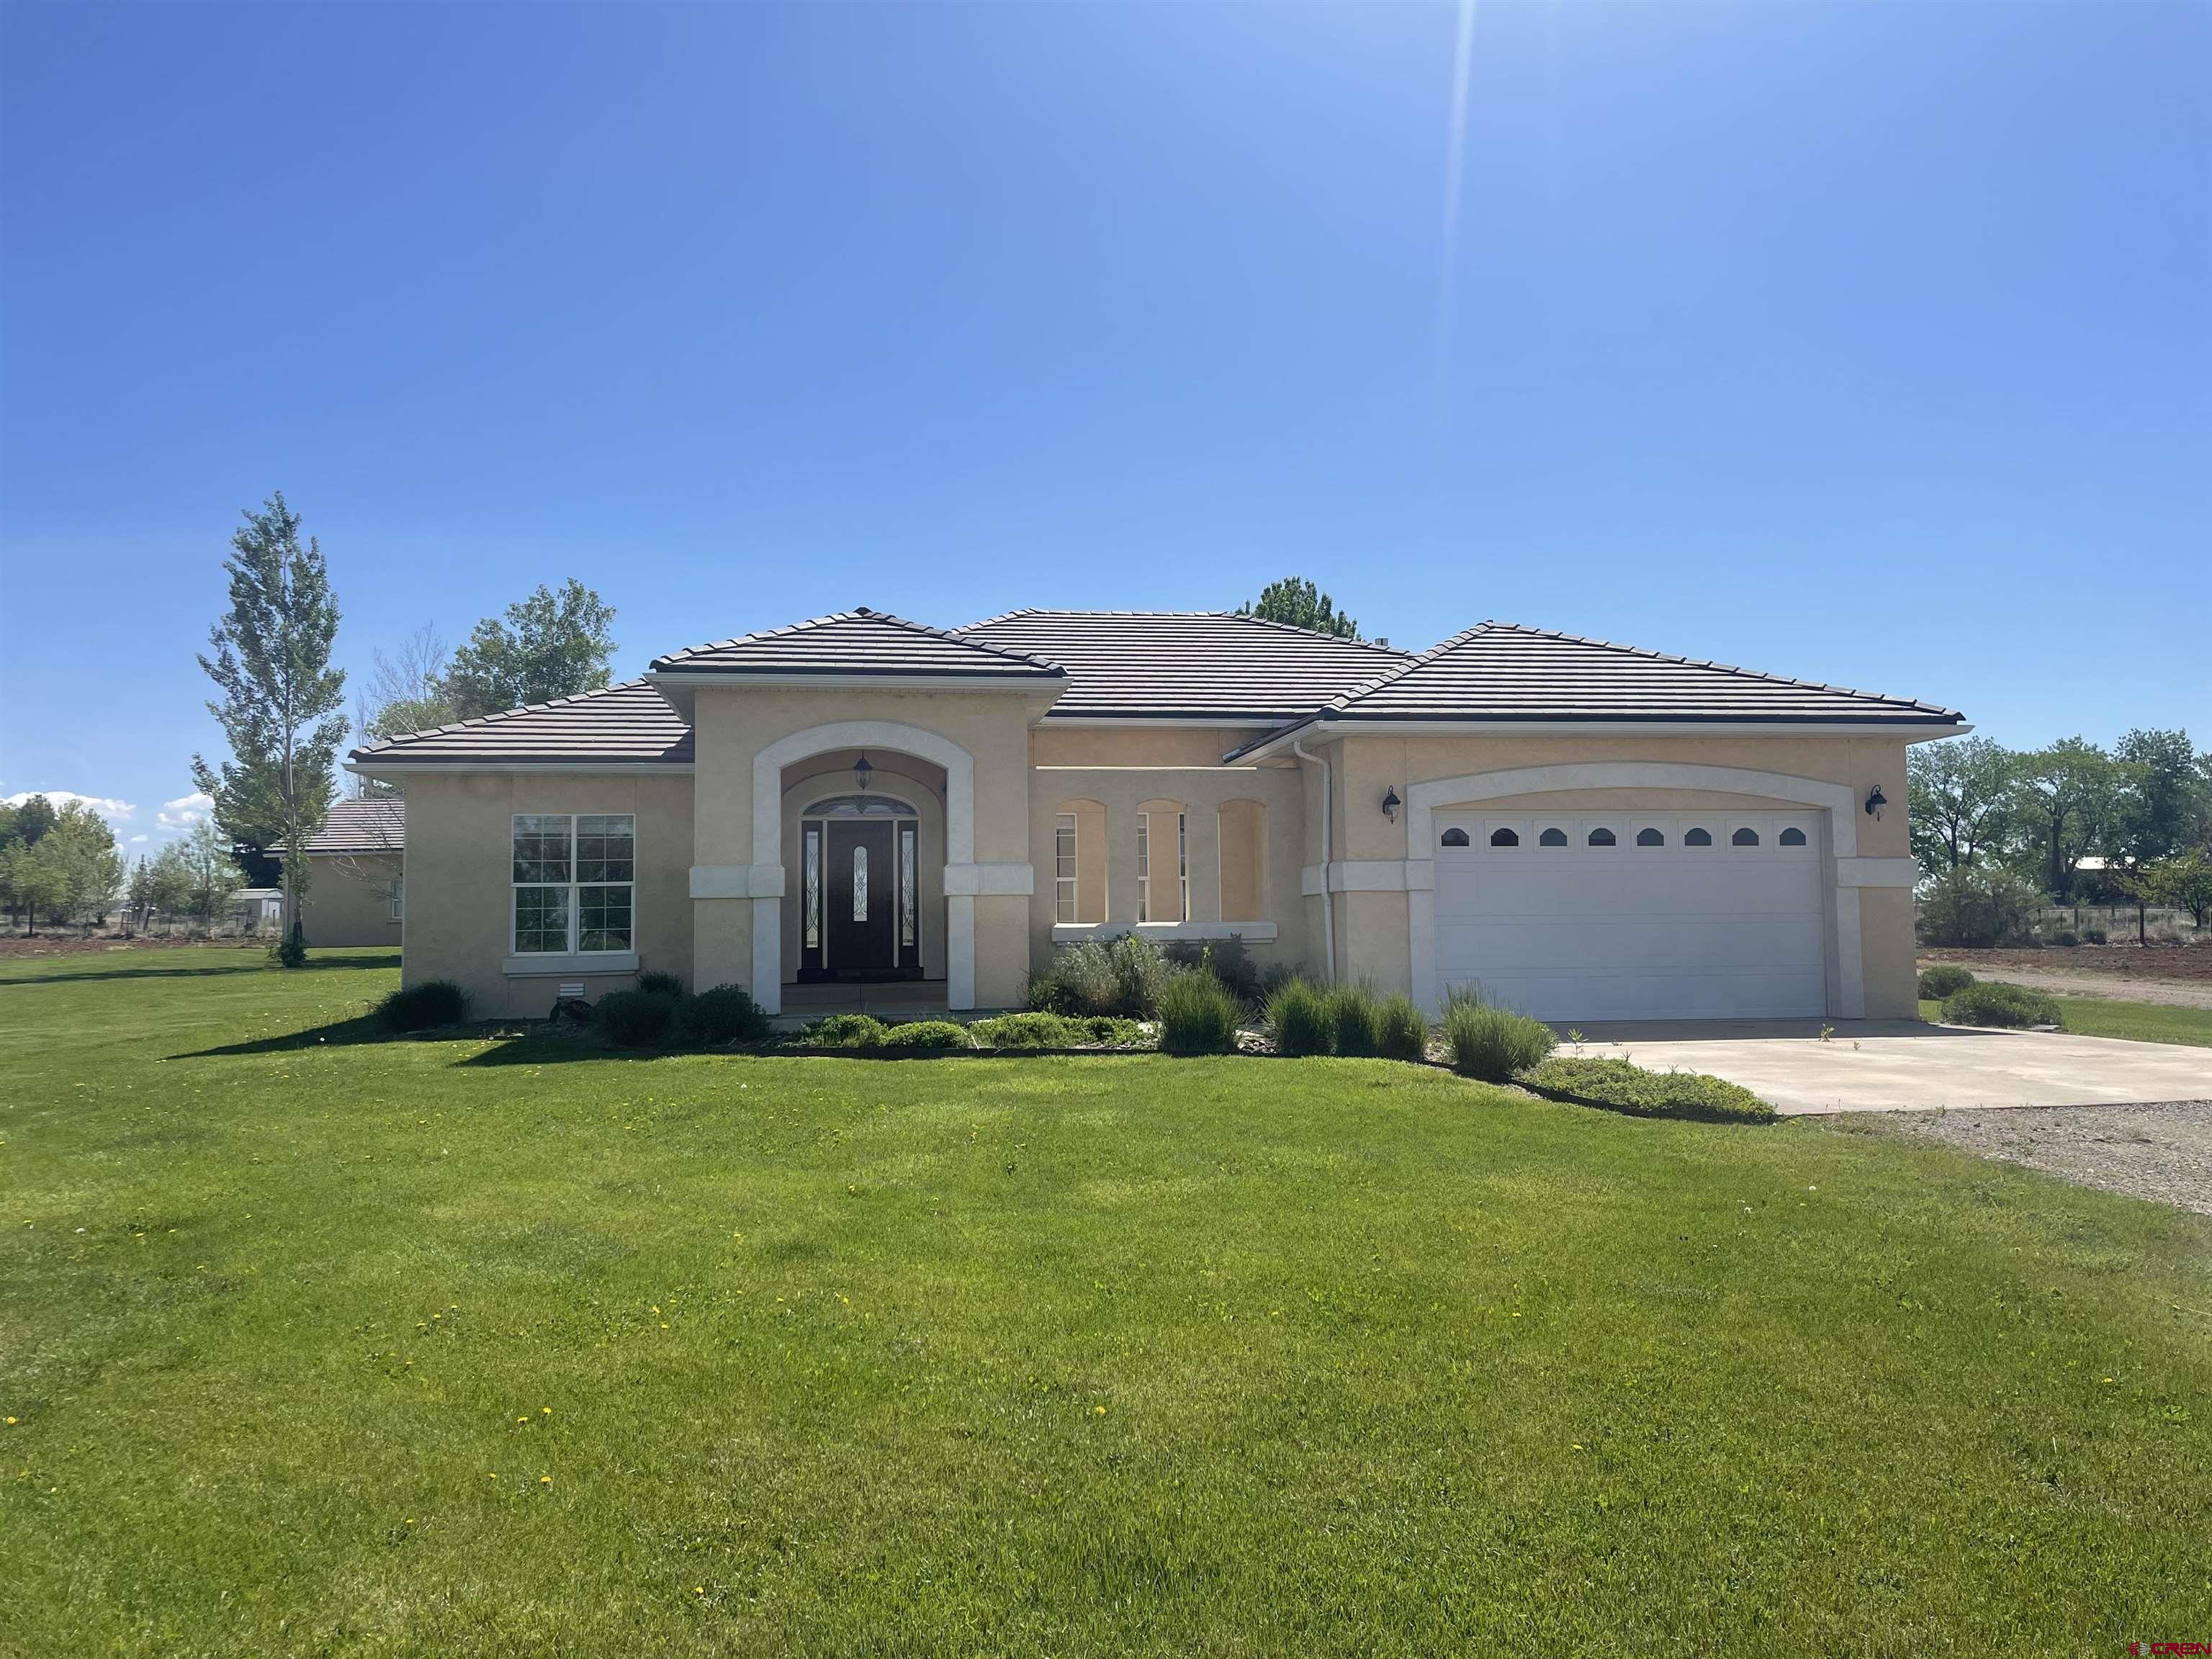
824,819,919,979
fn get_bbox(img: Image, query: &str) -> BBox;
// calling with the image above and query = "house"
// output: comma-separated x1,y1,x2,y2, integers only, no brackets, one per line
279,797,405,948
230,888,284,931
347,608,1964,1022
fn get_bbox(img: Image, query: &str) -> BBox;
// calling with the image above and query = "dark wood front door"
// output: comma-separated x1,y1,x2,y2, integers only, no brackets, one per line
826,819,927,979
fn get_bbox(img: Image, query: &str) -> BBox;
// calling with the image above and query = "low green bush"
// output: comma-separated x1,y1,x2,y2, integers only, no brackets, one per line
2049,931,2080,948
376,980,470,1033
674,984,770,1047
804,1013,889,1049
1265,979,1331,1056
1326,982,1382,1058
1157,969,1241,1054
1941,981,2064,1029
1916,965,1977,1000
1030,935,1170,1019
966,1012,1149,1049
2082,928,2108,945
879,1020,973,1051
1373,994,1431,1063
1444,1002,1555,1081
636,970,685,999
1525,1057,1775,1124
594,989,678,1048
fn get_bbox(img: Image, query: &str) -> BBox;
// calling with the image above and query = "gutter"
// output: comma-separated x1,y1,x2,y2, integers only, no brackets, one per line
1292,738,1334,983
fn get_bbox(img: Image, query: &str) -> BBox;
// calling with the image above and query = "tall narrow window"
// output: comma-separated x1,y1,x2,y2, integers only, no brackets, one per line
1136,817,1150,922
900,827,917,949
804,828,821,950
1055,812,1077,923
1177,814,1189,920
512,814,634,954
852,844,869,921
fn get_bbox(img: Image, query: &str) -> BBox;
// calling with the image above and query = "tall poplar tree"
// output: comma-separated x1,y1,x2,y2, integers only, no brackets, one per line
192,492,346,963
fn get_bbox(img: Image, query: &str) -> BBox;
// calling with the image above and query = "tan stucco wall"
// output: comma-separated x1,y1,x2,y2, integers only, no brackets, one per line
1308,731,1917,1015
395,771,695,1019
298,852,403,949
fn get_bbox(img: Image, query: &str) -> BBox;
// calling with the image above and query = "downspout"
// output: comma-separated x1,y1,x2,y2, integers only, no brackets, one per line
1292,739,1334,983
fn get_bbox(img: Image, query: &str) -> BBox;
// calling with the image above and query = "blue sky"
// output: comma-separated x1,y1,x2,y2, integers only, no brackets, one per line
2,1,2204,848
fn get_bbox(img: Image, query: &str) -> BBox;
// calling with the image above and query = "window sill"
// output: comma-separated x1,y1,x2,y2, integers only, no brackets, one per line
503,951,639,977
1051,922,1278,944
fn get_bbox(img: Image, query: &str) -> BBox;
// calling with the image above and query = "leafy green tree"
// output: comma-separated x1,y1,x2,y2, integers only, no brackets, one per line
5,801,125,931
190,492,346,961
1907,737,2016,877
2133,850,2212,929
2007,738,2129,904
2112,728,2205,864
444,580,617,720
179,819,243,925
1236,577,1361,641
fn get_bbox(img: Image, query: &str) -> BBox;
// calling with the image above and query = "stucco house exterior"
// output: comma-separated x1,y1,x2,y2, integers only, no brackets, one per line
282,797,406,948
348,608,1964,1023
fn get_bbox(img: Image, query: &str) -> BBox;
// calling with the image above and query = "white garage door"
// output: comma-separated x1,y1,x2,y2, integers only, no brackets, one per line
1432,810,1827,1021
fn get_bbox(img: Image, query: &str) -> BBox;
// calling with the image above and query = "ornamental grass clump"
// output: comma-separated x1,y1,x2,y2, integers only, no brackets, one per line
1444,999,1556,1082
1941,981,2063,1030
1265,979,1331,1057
375,980,470,1033
593,989,678,1049
673,984,770,1047
636,970,685,999
1916,965,1977,1000
1157,969,1241,1054
1372,994,1431,1063
1326,982,1382,1057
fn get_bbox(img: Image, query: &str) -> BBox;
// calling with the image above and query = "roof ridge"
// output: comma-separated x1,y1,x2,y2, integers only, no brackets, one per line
357,678,649,753
1470,621,1960,715
1323,621,1496,710
961,608,1405,652
653,608,1062,673
1213,611,1411,652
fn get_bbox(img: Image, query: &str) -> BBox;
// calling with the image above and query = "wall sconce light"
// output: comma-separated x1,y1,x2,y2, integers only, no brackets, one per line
1864,785,1887,820
853,752,875,793
1382,786,1401,823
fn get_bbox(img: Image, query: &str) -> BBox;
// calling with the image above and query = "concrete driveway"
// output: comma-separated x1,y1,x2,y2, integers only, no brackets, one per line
1563,1020,2212,1116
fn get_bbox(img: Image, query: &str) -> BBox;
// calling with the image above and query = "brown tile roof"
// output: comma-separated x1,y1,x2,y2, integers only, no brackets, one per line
304,796,405,853
349,680,695,768
1287,621,1966,729
652,609,1064,679
954,610,1408,719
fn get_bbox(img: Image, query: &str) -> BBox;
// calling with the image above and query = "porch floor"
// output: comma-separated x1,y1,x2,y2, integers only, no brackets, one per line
774,979,951,1029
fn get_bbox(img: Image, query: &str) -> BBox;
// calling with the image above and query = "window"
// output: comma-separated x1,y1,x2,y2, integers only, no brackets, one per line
804,829,821,950
1441,827,1470,848
1587,827,1617,847
1683,827,1714,847
1732,827,1761,846
1489,827,1519,848
390,880,405,921
513,814,634,954
852,843,869,921
1055,813,1078,923
1635,828,1665,847
900,827,917,948
1779,827,1808,847
1539,827,1568,847
1136,817,1148,920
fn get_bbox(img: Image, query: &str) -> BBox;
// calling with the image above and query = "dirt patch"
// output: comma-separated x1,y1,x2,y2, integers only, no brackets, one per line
1876,1101,2212,1216
0,935,248,959
1923,945,2212,992
1917,962,2212,1012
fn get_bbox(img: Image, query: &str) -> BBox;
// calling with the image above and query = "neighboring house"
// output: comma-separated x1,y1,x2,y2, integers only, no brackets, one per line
278,797,405,948
231,889,284,931
348,608,1964,1022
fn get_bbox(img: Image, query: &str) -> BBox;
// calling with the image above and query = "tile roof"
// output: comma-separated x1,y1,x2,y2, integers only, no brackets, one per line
349,680,695,767
652,609,1064,678
1298,621,1966,728
304,796,405,853
954,610,1408,719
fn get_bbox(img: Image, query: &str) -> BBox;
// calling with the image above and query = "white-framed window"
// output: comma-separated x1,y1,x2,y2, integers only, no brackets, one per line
511,813,635,955
1136,817,1149,922
1055,812,1077,923
390,880,405,922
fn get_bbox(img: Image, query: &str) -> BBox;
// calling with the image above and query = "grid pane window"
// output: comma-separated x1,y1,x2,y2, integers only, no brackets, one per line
1136,819,1150,922
1055,814,1077,923
511,814,635,954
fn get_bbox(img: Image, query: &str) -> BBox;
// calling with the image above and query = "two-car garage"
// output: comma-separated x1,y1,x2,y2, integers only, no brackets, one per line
1430,809,1828,1022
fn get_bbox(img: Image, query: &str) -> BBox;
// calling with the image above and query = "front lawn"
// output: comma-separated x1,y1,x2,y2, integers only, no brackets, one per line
7,948,2211,1655
1921,993,2212,1047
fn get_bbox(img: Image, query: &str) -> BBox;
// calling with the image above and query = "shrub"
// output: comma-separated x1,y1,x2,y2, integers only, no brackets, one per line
274,918,307,969
1326,982,1382,1057
965,1011,1149,1049
1444,1002,1556,1081
2049,930,2080,948
1157,969,1242,1054
376,979,470,1033
1075,1015,1150,1048
1163,937,1263,1001
1372,994,1431,1063
1941,981,2063,1029
1526,1057,1774,1125
1916,965,1977,1000
1916,867,2042,948
1026,971,1081,1016
2082,928,2108,945
1032,935,1170,1018
1265,979,1331,1057
1108,935,1171,1017
594,988,678,1048
637,969,685,999
804,1013,889,1049
674,984,770,1047
879,1020,973,1051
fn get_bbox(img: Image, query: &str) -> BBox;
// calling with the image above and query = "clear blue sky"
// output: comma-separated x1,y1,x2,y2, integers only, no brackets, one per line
2,2,2204,848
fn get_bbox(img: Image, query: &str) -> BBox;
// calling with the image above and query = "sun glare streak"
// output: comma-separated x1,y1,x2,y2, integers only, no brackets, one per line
1434,0,1478,410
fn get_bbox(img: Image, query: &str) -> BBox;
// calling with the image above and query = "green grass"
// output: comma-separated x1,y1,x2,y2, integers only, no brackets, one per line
1920,992,2212,1047
6,948,2211,1656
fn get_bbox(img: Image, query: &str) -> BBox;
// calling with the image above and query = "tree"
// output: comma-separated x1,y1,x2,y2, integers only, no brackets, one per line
2133,850,2212,930
444,580,616,720
178,819,243,925
2112,728,2205,865
1907,737,2016,878
352,624,457,791
190,492,346,961
1236,577,1361,641
4,801,124,932
2007,739,2128,904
